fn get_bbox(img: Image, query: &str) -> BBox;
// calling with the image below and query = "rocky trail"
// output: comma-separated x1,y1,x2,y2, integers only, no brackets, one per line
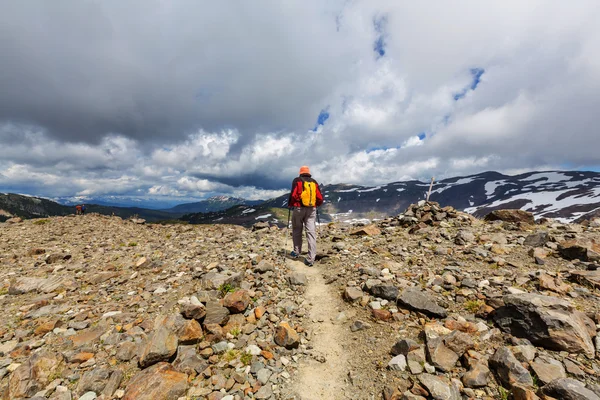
1,203,600,400
287,258,348,400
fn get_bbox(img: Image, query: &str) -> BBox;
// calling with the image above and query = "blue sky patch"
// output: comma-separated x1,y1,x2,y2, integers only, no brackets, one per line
418,132,426,140
373,15,388,59
453,67,485,100
312,109,330,131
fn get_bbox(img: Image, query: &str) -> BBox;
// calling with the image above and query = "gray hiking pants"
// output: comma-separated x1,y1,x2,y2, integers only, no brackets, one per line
292,206,317,263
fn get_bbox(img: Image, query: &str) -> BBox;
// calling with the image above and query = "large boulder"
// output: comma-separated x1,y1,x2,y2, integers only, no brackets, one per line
541,378,600,400
558,239,600,262
493,293,596,357
484,209,534,224
489,347,533,388
397,287,447,318
138,327,178,368
123,362,188,400
7,351,65,399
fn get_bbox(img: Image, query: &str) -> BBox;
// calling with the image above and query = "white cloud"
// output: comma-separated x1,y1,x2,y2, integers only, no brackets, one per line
0,1,599,202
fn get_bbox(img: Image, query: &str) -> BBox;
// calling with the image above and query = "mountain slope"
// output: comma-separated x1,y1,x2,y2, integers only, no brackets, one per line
180,170,600,226
0,193,182,222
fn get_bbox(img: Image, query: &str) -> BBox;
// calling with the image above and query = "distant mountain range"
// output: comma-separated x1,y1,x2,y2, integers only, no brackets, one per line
4,171,600,225
180,170,600,226
162,196,263,214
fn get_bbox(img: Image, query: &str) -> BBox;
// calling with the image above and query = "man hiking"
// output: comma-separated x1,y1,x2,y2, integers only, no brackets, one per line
287,165,324,266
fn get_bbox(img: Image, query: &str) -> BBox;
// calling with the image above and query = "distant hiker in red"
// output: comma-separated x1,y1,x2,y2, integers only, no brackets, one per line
75,205,82,215
288,166,323,266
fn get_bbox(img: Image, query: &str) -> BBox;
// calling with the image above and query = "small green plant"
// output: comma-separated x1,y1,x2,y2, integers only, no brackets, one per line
230,327,241,337
0,287,8,296
222,349,239,362
128,242,138,247
219,283,236,296
498,387,509,400
33,219,50,225
240,352,253,366
532,374,540,389
464,300,484,313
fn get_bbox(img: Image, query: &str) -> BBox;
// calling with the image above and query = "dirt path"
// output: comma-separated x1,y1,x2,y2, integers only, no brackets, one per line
287,258,349,400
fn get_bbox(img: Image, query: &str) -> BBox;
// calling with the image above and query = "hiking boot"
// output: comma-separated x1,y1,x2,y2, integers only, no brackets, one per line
290,251,299,259
304,258,314,267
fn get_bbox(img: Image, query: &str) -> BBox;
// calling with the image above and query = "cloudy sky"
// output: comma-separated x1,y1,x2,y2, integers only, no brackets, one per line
1,1,599,205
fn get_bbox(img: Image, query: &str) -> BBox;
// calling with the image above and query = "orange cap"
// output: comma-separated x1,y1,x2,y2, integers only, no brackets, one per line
299,166,310,175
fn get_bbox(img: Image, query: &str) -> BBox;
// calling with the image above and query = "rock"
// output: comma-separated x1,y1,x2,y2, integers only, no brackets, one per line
370,285,399,301
512,384,541,400
569,270,600,289
123,362,188,400
388,355,407,371
116,342,138,361
493,293,596,357
254,260,275,273
45,253,71,264
350,225,381,236
418,374,460,400
180,302,206,320
538,273,570,294
558,239,600,262
397,287,447,318
530,360,566,385
254,384,273,399
455,230,475,245
138,327,178,368
177,319,203,344
372,309,392,321
200,270,243,291
344,287,363,302
524,232,550,247
401,392,427,400
286,273,307,286
274,322,300,349
563,359,586,377
350,320,371,332
203,301,230,326
406,349,426,375
70,325,106,348
7,350,65,399
172,345,208,375
223,290,251,313
462,362,490,388
423,324,459,372
211,341,229,354
484,209,534,224
252,221,270,231
511,345,537,363
382,386,402,400
103,370,123,398
8,277,46,295
489,346,533,388
77,368,111,395
541,378,600,400
391,339,420,356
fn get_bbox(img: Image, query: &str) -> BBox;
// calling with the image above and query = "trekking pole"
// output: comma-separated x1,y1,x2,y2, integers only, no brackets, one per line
284,208,291,258
316,207,321,237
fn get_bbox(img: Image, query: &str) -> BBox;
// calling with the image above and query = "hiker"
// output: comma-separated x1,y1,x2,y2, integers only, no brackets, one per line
81,204,86,215
75,205,82,215
287,165,323,266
